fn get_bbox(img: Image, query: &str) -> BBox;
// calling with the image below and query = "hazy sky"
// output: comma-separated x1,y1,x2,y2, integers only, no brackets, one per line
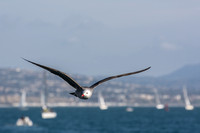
0,0,200,77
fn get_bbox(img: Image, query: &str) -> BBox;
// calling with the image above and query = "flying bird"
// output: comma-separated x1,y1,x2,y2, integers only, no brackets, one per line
23,58,150,100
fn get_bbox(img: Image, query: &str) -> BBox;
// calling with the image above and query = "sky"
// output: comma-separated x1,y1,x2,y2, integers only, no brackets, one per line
0,0,200,77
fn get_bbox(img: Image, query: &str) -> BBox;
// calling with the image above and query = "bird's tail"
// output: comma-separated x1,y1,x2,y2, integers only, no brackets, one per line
69,92,77,97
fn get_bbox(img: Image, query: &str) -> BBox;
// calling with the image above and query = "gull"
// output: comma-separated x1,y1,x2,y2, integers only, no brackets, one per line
23,58,150,100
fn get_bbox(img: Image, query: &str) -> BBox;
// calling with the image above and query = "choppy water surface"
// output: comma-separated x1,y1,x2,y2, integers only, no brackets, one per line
0,107,200,133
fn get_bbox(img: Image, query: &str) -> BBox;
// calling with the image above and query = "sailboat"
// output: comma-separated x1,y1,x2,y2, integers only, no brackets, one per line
154,88,164,109
16,116,33,126
41,71,57,119
98,92,108,110
183,86,194,110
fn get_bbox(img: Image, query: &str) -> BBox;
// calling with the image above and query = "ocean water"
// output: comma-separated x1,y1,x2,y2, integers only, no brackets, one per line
0,107,200,133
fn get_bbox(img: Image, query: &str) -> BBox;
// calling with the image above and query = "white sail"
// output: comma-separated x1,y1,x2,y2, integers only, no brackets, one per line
40,89,45,107
183,86,194,110
98,92,108,110
41,71,57,119
20,89,27,108
154,88,164,109
41,71,48,107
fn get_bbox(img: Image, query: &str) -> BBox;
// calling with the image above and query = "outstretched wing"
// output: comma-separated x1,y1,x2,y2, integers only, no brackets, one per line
23,58,83,90
90,67,151,89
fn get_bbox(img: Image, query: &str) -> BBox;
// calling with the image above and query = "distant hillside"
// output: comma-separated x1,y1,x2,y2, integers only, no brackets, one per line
158,63,200,88
1,63,200,88
162,63,200,80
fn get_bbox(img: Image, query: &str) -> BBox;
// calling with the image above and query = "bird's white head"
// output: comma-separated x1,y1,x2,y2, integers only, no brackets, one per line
81,89,93,99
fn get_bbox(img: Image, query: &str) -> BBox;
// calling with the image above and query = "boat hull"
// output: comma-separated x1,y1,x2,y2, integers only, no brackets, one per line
156,104,164,109
185,105,194,110
42,112,57,119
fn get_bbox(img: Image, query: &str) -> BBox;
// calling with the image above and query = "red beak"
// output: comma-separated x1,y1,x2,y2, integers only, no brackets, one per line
81,94,84,97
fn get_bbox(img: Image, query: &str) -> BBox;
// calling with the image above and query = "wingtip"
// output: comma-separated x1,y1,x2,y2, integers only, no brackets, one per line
21,58,38,66
144,66,151,71
140,66,151,73
21,57,28,62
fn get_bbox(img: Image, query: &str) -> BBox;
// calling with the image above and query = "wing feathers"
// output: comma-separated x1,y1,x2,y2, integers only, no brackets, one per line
90,67,151,89
23,58,83,90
